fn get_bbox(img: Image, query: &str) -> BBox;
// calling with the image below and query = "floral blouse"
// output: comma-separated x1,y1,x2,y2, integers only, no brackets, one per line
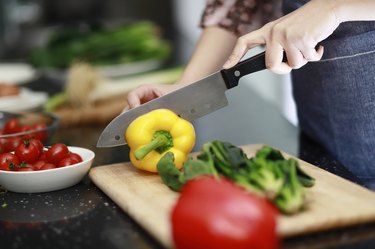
200,0,282,36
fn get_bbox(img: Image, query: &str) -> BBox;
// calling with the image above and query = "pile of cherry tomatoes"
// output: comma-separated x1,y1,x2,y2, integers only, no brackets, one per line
0,118,48,153
0,118,83,171
0,139,83,171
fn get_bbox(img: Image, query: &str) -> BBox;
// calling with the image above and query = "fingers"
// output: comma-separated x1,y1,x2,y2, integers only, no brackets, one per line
126,89,142,109
122,105,129,113
223,31,264,69
224,18,326,74
125,84,173,110
222,42,247,69
285,46,307,69
265,43,325,74
311,45,324,61
126,85,158,109
265,43,293,74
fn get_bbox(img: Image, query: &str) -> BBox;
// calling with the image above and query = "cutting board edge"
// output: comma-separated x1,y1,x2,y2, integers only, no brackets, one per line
89,165,175,248
279,214,375,238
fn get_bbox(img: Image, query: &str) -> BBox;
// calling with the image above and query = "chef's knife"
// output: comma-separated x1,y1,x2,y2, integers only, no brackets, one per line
97,51,280,147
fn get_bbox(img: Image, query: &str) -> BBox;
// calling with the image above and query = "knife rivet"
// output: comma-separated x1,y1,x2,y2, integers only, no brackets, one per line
234,70,241,77
115,135,121,140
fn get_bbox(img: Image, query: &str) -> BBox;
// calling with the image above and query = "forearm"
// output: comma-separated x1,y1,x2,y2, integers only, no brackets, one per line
124,26,238,109
177,26,237,85
332,0,375,22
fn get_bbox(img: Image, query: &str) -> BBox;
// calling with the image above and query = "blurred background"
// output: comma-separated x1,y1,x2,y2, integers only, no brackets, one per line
0,0,174,59
0,0,298,153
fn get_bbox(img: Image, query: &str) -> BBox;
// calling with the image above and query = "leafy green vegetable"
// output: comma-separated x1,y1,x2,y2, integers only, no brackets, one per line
28,21,171,68
295,163,316,187
275,159,306,214
157,141,316,214
157,152,216,191
247,158,284,199
183,157,216,181
157,152,185,191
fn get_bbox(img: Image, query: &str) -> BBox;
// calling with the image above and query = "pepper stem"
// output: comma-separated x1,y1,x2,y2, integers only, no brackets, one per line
134,131,173,160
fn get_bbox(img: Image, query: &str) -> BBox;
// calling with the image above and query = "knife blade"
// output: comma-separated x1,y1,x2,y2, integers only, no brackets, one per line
97,51,270,147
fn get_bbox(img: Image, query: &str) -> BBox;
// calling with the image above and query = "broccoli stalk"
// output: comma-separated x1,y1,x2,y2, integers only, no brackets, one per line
274,159,305,214
247,158,285,199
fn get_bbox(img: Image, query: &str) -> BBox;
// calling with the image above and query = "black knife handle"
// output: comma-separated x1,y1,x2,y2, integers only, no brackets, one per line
221,51,287,89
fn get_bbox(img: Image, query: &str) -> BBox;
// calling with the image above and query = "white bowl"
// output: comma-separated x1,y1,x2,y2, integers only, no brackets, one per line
0,146,95,193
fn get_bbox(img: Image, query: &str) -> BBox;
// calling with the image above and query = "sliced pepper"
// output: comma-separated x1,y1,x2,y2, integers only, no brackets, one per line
125,109,196,172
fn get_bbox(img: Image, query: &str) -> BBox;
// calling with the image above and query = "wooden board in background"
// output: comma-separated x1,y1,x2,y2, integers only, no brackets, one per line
89,144,375,248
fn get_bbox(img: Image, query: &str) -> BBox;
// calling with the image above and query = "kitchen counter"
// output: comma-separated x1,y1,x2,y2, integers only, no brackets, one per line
1,79,375,249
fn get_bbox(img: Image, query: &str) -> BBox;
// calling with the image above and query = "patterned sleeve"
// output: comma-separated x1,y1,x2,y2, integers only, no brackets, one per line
200,0,282,36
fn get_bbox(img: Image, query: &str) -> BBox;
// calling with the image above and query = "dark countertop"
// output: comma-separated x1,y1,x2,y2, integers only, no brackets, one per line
1,78,375,249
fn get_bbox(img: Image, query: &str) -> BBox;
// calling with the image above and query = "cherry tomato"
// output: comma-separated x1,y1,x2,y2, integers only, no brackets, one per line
58,157,79,167
16,164,34,171
39,163,56,170
39,151,46,161
172,177,279,249
15,140,40,163
19,125,31,132
28,138,44,157
68,152,83,163
18,125,32,140
0,138,7,153
30,123,48,142
4,118,20,134
46,143,69,165
17,167,34,171
2,136,22,152
0,153,20,171
32,160,46,170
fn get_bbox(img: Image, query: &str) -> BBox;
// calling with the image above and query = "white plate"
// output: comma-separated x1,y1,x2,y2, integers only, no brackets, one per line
0,146,95,193
0,88,48,112
97,59,163,78
42,59,164,81
0,63,37,84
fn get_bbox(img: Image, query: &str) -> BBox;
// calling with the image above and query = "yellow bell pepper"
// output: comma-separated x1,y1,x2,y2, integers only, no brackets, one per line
125,109,196,172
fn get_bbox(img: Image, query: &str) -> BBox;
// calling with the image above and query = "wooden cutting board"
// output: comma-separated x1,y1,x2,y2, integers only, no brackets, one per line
89,144,375,248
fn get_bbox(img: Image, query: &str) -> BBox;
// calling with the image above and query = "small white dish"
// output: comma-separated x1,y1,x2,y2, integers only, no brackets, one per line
0,63,37,84
0,88,48,112
0,146,95,193
97,59,163,78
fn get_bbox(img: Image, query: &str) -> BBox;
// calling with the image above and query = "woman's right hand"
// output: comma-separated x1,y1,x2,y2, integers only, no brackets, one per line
223,0,341,74
123,83,183,111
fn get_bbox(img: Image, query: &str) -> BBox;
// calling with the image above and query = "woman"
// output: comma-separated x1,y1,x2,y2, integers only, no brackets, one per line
125,0,375,189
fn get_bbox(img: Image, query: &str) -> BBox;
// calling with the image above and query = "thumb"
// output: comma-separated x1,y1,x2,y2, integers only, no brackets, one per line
223,32,264,69
126,91,141,109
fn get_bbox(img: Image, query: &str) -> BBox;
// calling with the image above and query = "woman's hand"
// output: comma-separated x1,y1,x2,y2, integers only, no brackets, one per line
124,26,237,112
123,83,184,111
223,0,341,74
